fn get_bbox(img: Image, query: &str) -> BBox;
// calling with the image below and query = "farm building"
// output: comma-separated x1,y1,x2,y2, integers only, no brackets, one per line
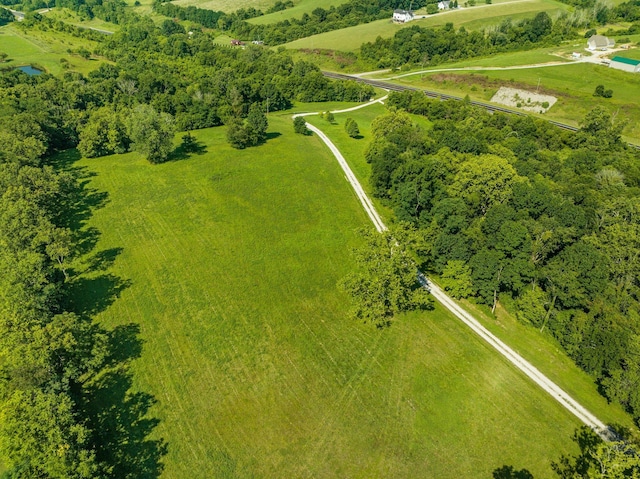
609,56,640,73
587,35,615,51
393,9,414,22
438,1,450,9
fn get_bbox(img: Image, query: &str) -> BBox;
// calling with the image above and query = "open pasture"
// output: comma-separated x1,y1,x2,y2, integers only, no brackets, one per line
283,0,569,51
69,111,637,478
0,23,102,75
248,0,349,24
171,0,276,14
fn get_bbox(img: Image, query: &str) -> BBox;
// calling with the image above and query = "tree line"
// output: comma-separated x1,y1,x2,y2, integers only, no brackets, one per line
153,0,427,45
0,81,168,476
359,12,573,69
10,12,373,159
367,90,640,426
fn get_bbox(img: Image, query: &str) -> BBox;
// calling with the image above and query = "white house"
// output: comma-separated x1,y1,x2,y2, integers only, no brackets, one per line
609,56,640,73
437,1,450,9
587,34,615,51
393,9,414,22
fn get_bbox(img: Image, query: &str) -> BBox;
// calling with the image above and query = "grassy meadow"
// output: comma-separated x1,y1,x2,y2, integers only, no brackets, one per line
283,0,569,51
248,0,349,24
0,23,103,75
172,0,275,13
64,112,631,478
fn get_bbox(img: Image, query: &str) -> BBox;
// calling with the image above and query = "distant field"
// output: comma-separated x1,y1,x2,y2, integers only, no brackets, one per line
172,0,274,13
65,112,633,478
284,0,570,51
0,23,102,75
248,0,348,24
395,61,640,142
44,8,119,33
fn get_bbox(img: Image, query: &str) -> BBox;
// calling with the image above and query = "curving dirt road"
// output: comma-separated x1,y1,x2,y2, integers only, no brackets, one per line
297,102,616,441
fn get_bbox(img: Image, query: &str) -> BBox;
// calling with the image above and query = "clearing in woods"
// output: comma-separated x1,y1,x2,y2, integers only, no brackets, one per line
67,113,633,478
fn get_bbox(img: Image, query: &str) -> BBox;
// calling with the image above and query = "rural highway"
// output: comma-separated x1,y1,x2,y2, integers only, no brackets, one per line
296,101,617,441
321,71,640,150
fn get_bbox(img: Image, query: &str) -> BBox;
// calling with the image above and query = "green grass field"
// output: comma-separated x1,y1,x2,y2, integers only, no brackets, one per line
67,112,638,478
248,0,349,24
172,0,275,13
393,62,640,143
44,8,119,33
284,0,569,51
0,23,103,75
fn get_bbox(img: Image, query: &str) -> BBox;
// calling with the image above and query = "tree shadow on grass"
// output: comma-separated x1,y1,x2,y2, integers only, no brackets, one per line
83,340,168,479
265,131,282,141
166,135,208,162
50,149,110,231
62,273,131,317
53,148,167,477
492,465,534,479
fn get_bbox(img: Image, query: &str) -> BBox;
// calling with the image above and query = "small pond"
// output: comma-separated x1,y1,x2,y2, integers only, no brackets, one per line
16,65,43,75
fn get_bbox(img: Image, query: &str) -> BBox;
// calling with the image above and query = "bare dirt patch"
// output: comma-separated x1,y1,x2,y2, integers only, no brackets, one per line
428,73,568,99
490,86,557,113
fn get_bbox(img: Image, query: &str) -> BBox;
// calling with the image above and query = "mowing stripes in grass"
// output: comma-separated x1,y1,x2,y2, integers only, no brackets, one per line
71,115,596,478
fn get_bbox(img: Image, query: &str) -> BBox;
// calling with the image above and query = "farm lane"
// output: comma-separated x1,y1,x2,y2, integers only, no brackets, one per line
297,104,617,442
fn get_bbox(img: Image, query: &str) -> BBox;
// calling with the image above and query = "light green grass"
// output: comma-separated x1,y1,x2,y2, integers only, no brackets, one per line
611,47,640,61
44,7,119,33
306,105,635,427
0,23,103,75
284,0,569,51
248,0,348,24
172,0,275,13
376,47,570,78
67,113,621,478
395,62,640,143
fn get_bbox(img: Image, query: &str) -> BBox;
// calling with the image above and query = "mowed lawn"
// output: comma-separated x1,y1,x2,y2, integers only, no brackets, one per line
73,115,594,478
0,23,102,75
284,0,569,51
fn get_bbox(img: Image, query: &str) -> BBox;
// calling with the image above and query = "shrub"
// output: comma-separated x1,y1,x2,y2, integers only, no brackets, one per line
345,118,360,138
293,116,310,135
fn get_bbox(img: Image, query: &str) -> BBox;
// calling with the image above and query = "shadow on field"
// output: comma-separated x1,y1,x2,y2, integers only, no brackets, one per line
167,135,208,162
265,131,282,141
55,148,168,478
84,324,167,479
492,465,534,479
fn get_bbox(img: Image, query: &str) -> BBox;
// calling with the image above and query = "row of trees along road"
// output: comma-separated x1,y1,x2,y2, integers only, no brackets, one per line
367,91,640,427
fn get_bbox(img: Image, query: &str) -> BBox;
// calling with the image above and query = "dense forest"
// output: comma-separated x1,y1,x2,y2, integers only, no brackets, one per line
0,13,373,476
368,90,640,425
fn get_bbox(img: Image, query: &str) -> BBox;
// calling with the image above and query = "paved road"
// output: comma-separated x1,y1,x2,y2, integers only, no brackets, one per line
297,102,617,441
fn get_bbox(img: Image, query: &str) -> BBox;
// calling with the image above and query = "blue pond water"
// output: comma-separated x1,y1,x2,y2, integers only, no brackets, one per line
17,65,43,75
